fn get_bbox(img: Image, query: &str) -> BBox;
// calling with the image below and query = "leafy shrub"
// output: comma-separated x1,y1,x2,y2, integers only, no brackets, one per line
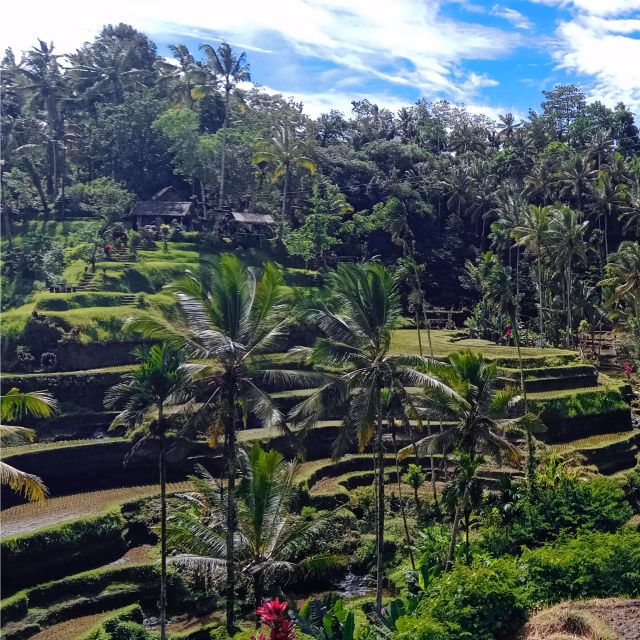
415,556,528,640
21,315,64,354
523,529,640,604
40,352,57,369
480,475,633,552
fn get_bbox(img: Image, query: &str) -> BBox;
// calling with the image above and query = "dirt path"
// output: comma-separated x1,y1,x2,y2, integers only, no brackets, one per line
590,599,640,640
1,482,192,537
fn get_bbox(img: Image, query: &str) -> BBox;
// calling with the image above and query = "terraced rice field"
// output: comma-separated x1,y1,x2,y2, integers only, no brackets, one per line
0,482,192,536
2,437,126,457
389,330,575,360
28,611,117,640
551,431,636,453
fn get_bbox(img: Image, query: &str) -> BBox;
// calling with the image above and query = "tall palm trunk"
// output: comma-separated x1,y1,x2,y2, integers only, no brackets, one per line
421,306,438,503
464,510,470,565
445,505,461,571
375,393,384,609
253,571,263,628
158,405,167,640
391,423,415,570
218,89,230,209
537,254,544,347
566,265,573,348
225,391,237,634
280,170,290,240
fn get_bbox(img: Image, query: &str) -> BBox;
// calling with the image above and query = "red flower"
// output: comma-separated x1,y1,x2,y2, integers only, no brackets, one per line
255,598,295,640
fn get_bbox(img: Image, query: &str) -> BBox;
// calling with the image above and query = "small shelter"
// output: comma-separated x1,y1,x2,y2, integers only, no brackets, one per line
216,209,275,246
128,187,193,229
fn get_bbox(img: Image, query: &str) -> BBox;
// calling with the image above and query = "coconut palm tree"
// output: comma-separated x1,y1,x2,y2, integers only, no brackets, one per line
252,123,317,240
404,463,426,509
154,44,207,108
104,344,194,640
288,263,453,609
168,445,333,626
590,171,624,259
126,255,313,634
525,161,555,206
556,155,596,212
1,388,57,502
620,178,640,241
497,113,520,143
407,351,522,462
514,204,552,346
19,40,68,207
548,206,588,346
442,452,483,568
599,241,640,318
200,42,250,209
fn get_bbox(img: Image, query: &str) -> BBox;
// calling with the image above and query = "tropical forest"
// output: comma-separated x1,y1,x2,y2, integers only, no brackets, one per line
1,19,640,640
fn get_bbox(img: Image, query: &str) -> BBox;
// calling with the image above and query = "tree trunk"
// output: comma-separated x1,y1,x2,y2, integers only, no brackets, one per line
391,423,415,571
225,393,237,635
253,571,263,628
566,265,573,348
445,505,461,571
280,170,290,241
375,393,385,610
158,407,167,640
537,255,545,347
464,511,470,566
414,308,423,357
219,89,230,209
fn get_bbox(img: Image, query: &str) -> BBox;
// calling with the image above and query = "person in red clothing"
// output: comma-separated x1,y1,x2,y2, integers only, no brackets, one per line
505,321,512,345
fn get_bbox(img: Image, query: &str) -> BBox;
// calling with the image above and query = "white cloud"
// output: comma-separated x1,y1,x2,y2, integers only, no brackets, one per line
490,5,534,30
549,3,640,111
1,0,518,106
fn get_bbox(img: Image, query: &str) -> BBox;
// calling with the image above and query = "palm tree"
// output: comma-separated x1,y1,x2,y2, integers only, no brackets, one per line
252,123,317,239
168,445,333,626
408,351,521,462
200,42,250,209
289,263,453,609
620,178,640,241
497,113,520,141
126,255,310,634
514,204,552,346
19,40,68,208
548,206,588,346
556,154,596,212
442,453,483,568
525,161,555,206
1,388,57,502
104,344,193,640
599,241,640,319
590,171,623,258
154,44,207,108
404,463,426,509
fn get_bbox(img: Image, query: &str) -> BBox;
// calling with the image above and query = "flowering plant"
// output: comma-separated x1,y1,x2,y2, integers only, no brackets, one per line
252,598,295,640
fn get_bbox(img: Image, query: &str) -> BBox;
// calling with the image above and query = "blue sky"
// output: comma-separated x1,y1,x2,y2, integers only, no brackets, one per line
3,0,640,120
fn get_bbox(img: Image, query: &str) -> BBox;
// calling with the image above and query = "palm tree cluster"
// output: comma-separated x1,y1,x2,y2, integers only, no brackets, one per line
102,257,549,631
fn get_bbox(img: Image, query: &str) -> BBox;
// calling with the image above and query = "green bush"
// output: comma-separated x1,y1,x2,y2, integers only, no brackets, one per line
480,476,633,552
35,292,126,311
523,529,640,604
424,556,528,640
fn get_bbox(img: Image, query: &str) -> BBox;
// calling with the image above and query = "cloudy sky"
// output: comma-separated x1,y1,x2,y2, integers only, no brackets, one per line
2,0,639,120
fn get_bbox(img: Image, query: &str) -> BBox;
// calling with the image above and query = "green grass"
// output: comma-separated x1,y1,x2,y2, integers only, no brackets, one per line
1,293,176,342
1,365,135,379
529,381,630,418
390,329,576,363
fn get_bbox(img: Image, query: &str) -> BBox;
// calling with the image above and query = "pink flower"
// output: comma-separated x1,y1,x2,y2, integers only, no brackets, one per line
623,361,634,378
255,598,295,640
